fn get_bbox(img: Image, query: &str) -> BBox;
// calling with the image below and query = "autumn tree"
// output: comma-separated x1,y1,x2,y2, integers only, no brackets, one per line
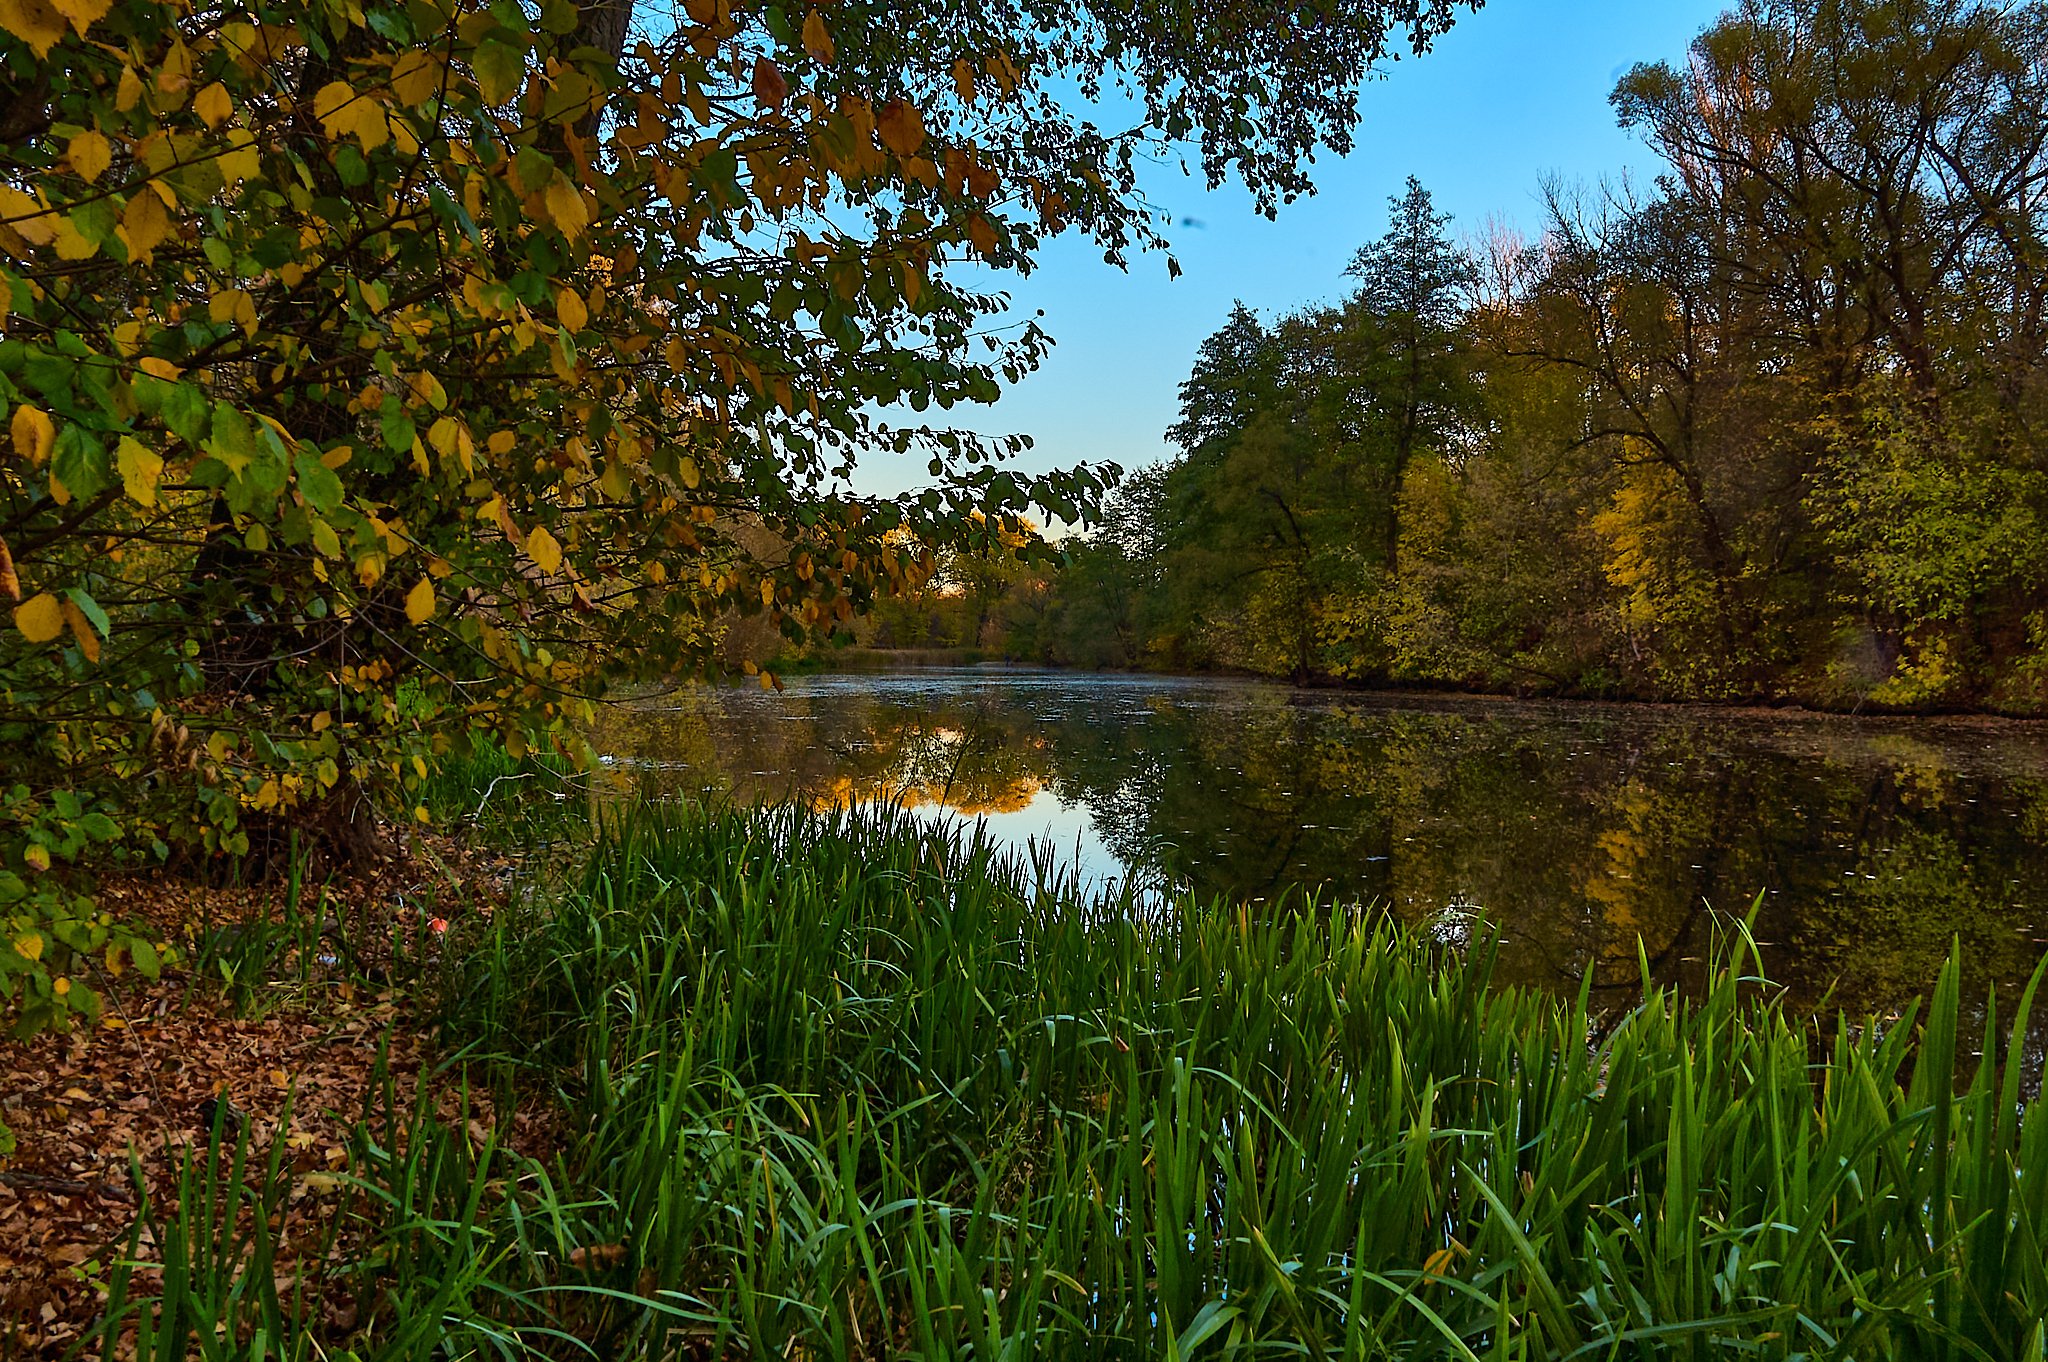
1023,0,2048,710
0,0,1484,1028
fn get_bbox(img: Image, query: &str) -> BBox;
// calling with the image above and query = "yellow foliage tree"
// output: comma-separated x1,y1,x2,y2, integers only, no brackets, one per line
0,0,1477,1029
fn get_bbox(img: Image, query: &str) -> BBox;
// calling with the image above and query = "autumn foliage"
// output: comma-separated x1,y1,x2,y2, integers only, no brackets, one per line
0,0,1480,1028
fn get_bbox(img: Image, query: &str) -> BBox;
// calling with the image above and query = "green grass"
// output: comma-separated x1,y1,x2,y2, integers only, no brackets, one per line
92,800,2048,1360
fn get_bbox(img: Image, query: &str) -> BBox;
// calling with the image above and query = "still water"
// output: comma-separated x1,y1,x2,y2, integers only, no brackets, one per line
593,667,2048,1011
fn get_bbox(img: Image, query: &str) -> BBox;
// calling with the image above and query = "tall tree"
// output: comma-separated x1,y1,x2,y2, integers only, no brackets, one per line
0,0,1484,1026
1339,176,1477,576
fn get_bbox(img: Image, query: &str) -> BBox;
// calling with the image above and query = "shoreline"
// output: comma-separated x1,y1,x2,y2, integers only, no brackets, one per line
778,652,2048,732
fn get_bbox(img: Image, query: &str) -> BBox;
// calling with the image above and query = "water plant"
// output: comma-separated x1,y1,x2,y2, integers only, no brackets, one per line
92,800,2048,1359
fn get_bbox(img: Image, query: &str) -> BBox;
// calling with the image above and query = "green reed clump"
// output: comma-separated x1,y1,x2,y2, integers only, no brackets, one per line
96,801,2048,1360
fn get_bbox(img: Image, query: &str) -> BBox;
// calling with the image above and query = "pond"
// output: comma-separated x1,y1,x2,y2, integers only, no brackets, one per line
591,667,2048,1012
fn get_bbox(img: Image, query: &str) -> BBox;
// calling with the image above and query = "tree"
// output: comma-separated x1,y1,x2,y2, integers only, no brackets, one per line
1605,0,2048,696
1340,176,1476,577
0,0,1485,1029
1145,184,1479,680
1024,1,2048,709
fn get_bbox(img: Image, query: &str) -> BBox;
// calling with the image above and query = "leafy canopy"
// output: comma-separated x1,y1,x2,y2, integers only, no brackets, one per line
0,0,1480,1024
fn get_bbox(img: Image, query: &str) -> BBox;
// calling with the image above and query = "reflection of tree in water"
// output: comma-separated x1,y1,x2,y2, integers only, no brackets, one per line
591,678,2048,1016
593,689,1048,817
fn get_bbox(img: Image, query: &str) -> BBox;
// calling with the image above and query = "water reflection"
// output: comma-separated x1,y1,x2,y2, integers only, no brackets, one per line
592,668,2048,1012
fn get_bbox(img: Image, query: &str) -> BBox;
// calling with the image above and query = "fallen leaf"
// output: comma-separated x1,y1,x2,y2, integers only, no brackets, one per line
568,1242,628,1269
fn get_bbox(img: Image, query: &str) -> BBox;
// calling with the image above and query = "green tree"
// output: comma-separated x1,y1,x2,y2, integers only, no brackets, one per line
0,0,1486,1030
1339,176,1477,578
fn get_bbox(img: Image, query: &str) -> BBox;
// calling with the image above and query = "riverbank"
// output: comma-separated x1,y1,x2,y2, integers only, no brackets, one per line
5,782,2044,1357
811,649,2048,721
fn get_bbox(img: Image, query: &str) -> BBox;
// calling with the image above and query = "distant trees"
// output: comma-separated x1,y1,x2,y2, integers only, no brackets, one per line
1018,0,2048,712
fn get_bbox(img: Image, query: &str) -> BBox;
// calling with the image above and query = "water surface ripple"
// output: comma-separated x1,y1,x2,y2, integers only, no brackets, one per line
594,668,2048,1011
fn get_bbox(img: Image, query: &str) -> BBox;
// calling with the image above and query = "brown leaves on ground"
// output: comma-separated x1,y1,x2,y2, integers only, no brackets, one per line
0,832,533,1356
0,992,424,1352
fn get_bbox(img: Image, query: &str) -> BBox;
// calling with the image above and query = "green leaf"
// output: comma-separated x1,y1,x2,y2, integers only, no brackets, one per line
475,40,527,106
61,588,109,639
160,382,210,446
51,427,110,502
205,402,255,474
294,449,345,513
381,402,417,455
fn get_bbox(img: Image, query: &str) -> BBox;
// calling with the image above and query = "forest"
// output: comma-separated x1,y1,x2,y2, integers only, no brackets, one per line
6,0,2048,1353
881,0,2048,711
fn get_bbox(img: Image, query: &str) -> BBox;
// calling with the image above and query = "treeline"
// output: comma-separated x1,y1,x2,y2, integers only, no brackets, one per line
923,0,2048,710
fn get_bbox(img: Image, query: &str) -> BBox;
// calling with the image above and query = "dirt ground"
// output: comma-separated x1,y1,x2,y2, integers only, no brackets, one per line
0,839,526,1355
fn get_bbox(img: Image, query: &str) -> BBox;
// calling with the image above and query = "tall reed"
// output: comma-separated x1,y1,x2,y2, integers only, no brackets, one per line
96,800,2048,1359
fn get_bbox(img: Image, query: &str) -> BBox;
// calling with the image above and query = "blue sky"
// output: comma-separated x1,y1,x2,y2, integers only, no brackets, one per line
852,0,1729,500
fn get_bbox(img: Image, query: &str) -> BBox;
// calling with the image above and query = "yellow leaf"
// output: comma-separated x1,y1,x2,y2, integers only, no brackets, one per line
312,81,390,150
155,40,192,100
13,592,63,643
801,9,834,63
876,99,924,159
11,404,53,463
118,188,170,264
526,524,562,574
194,81,233,129
405,576,435,623
543,179,588,238
428,416,459,455
67,129,111,184
0,186,54,246
312,81,357,135
22,845,49,873
116,436,162,507
390,49,443,105
114,64,143,112
0,0,66,58
61,598,100,663
217,128,259,185
47,0,107,36
13,932,42,961
350,104,389,152
556,286,587,332
51,215,97,260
